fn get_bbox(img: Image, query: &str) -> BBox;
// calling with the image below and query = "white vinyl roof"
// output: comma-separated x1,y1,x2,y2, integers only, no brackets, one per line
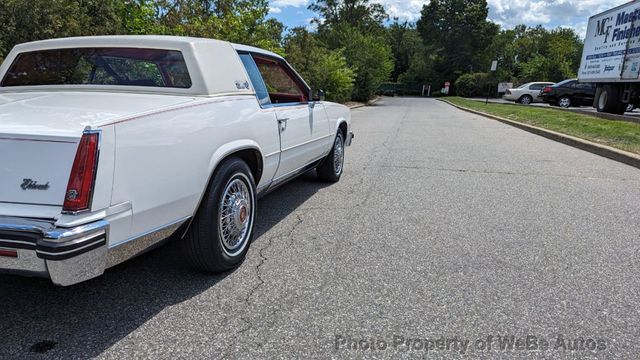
0,35,285,96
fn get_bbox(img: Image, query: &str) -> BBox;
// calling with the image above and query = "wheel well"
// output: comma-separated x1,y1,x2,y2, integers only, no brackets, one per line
226,148,263,184
180,148,263,241
338,122,348,139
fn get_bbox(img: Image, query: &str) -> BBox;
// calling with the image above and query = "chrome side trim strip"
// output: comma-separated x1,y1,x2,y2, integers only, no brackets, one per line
0,218,54,233
280,134,332,153
106,216,190,268
271,154,326,184
44,220,109,243
0,239,35,246
36,238,105,257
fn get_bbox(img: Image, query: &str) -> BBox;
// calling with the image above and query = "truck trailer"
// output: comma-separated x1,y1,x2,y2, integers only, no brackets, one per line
579,0,640,114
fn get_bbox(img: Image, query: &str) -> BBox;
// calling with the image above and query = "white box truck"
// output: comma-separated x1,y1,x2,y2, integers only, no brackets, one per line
579,1,640,114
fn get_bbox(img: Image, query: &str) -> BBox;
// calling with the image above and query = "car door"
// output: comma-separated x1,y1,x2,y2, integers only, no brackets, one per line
528,83,544,100
252,55,330,179
572,82,593,105
584,83,596,105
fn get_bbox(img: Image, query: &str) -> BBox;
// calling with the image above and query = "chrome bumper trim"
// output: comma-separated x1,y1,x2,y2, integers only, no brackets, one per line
346,131,354,146
0,217,109,286
106,216,189,268
0,216,191,286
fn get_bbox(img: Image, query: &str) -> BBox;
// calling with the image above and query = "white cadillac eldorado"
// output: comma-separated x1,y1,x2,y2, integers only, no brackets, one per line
0,35,352,286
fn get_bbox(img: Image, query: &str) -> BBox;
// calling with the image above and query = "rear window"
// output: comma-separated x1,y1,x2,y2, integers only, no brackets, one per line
1,47,192,88
553,79,575,88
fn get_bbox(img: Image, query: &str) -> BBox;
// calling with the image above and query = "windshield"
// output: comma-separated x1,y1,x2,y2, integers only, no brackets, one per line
517,83,531,89
0,47,192,88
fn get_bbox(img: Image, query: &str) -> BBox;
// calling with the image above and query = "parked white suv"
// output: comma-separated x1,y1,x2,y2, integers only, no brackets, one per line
503,82,555,104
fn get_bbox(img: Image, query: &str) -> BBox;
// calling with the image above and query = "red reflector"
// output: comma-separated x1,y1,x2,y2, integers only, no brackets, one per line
63,132,99,213
0,249,18,258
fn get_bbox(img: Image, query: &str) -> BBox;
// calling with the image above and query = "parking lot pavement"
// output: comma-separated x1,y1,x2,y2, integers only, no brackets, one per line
1,97,639,359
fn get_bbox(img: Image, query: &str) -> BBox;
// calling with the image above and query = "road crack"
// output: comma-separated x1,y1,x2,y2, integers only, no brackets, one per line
236,213,305,334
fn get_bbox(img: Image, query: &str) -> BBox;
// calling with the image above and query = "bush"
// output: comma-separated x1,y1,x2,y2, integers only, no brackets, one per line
454,74,477,97
316,50,355,103
284,28,355,103
322,24,394,102
454,72,493,97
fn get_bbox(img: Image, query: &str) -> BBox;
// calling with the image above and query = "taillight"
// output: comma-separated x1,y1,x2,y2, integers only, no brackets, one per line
542,87,552,93
63,132,99,213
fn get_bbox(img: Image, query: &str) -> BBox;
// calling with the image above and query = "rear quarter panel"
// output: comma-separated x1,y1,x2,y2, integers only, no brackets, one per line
322,102,351,140
107,95,280,246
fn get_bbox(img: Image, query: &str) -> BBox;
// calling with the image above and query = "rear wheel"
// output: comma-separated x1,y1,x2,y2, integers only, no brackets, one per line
597,85,617,113
183,157,256,272
317,132,345,182
597,85,626,114
518,95,533,105
558,96,572,108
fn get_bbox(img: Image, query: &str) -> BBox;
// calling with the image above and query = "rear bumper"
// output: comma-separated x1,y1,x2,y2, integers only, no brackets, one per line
0,217,108,286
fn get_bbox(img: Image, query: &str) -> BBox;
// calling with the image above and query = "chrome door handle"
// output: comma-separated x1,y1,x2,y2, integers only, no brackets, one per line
278,118,289,132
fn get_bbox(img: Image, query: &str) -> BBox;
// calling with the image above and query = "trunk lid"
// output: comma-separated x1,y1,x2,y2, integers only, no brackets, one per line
0,91,196,207
0,135,78,206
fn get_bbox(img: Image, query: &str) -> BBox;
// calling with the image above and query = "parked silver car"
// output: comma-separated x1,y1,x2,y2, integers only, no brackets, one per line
503,82,555,104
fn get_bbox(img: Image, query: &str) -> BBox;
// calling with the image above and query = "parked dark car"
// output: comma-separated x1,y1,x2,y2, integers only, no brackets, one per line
540,79,595,108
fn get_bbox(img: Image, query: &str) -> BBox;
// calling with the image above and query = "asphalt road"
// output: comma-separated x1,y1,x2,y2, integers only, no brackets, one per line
1,97,639,359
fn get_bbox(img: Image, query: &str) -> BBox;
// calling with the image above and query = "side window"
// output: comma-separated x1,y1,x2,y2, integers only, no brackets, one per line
529,84,543,91
238,53,270,106
254,57,308,104
573,82,592,90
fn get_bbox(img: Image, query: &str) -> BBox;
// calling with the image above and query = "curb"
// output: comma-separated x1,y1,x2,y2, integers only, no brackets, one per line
348,96,382,109
439,99,640,170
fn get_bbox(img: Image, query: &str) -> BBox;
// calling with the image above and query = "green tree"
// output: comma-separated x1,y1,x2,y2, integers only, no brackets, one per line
416,0,499,83
284,27,355,103
0,0,285,61
154,0,284,52
489,25,583,83
308,0,393,101
309,0,388,34
0,0,122,61
387,20,425,82
338,26,393,101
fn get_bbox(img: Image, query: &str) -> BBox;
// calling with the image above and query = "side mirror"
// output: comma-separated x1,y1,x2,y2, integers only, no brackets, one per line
311,89,325,102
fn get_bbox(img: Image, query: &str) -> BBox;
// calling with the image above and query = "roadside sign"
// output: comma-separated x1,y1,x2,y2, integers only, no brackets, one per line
442,81,451,95
497,82,513,93
490,60,498,72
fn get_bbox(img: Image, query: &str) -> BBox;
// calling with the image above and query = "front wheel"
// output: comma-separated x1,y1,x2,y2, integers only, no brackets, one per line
558,96,572,108
317,132,345,182
183,157,256,273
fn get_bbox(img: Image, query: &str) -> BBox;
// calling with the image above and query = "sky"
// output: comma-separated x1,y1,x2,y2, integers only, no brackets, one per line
267,0,630,37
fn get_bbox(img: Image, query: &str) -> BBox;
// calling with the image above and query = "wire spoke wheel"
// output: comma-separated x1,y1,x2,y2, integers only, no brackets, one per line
333,136,344,176
218,176,253,256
